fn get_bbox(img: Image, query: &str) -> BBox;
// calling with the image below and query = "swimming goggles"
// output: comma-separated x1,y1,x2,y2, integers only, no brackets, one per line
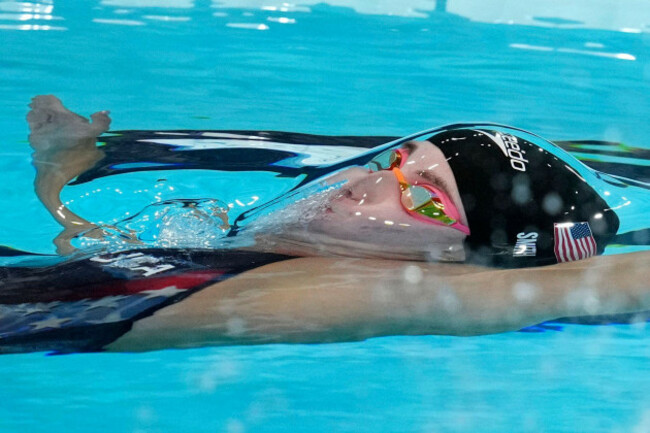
368,148,470,235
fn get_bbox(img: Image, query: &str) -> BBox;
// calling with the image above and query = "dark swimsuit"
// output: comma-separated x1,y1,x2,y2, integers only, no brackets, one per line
0,249,289,354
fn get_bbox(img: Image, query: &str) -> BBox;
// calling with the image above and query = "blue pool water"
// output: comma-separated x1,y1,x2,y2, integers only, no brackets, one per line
1,1,649,432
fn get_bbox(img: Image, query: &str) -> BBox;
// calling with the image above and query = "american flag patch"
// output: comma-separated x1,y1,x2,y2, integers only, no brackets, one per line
553,222,597,263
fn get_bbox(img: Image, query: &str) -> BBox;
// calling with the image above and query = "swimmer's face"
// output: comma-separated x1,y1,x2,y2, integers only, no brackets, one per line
295,141,469,261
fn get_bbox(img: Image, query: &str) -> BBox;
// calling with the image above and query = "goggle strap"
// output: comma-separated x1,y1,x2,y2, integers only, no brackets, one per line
391,167,409,188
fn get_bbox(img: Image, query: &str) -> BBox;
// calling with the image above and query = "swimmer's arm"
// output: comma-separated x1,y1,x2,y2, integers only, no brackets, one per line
106,252,650,352
428,251,650,334
27,95,111,254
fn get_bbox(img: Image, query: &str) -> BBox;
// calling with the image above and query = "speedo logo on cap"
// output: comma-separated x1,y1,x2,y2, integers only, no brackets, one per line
477,130,529,172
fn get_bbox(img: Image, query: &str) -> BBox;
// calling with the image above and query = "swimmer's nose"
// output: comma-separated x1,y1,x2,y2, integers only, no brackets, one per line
351,170,399,203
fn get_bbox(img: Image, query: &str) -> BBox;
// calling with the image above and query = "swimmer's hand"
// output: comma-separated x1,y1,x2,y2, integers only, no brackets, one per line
27,95,112,255
28,95,110,149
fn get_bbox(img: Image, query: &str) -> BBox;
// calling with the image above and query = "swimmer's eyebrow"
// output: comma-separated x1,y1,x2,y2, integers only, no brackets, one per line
417,169,452,195
401,141,418,154
402,141,454,195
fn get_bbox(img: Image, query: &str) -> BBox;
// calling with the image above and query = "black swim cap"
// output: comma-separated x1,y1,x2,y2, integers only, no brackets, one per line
428,126,620,267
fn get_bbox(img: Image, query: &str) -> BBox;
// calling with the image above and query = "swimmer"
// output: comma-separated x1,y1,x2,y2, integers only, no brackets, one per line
0,95,647,354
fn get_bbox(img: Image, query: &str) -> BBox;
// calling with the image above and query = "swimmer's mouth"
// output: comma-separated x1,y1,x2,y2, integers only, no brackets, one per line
334,188,363,202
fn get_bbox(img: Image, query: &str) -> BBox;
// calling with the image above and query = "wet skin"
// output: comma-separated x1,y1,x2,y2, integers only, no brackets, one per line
27,95,467,260
27,95,111,254
264,140,470,261
19,95,650,351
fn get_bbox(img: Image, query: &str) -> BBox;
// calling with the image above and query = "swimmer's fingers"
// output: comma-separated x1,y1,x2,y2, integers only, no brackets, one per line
28,95,65,114
27,95,62,133
27,95,88,133
28,94,64,110
27,95,110,142
90,110,111,135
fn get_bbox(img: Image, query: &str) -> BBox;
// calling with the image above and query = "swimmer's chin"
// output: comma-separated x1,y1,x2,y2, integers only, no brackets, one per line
253,233,466,262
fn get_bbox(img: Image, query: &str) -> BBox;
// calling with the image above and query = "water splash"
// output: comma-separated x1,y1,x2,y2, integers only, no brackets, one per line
74,198,230,250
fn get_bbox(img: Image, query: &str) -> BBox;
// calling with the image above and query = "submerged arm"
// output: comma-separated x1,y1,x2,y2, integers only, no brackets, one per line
27,95,110,254
107,251,650,352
